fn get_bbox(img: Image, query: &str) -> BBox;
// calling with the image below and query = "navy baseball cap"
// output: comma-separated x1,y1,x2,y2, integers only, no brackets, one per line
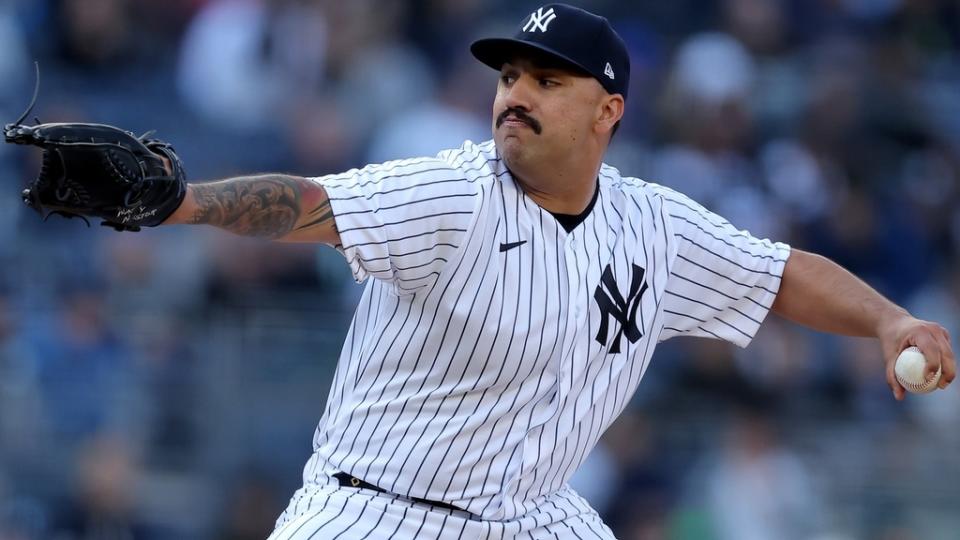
471,4,630,99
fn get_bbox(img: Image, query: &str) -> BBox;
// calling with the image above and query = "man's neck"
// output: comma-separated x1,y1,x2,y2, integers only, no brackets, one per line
509,160,601,215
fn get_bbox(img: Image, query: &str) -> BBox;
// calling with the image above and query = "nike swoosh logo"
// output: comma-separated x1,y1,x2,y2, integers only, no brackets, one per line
499,240,527,252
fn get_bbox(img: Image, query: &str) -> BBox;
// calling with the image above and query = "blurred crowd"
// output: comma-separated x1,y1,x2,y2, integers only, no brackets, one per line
0,0,958,539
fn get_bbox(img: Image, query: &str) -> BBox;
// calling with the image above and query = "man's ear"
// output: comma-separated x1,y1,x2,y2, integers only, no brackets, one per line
596,94,624,136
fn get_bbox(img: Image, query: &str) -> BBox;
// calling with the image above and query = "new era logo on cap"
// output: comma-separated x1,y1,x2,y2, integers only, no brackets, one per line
470,3,631,99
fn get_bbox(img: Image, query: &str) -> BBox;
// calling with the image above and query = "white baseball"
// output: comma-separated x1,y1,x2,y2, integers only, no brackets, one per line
894,346,941,394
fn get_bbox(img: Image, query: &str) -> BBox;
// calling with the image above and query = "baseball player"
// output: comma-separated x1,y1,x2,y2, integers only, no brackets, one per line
5,4,955,539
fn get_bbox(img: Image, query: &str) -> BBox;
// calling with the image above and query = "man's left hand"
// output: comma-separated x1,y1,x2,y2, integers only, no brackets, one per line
878,315,955,400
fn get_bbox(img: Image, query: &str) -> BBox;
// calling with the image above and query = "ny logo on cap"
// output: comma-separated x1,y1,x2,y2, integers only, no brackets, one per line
523,7,557,33
604,62,615,80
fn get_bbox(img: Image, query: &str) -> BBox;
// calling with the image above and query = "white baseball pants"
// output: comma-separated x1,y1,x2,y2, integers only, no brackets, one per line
269,479,616,539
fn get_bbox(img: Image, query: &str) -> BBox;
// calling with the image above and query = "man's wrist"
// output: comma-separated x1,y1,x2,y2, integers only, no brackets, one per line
161,184,196,225
874,305,912,340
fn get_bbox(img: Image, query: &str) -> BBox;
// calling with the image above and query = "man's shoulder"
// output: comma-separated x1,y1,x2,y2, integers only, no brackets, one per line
344,140,499,191
436,139,501,175
600,163,659,200
600,164,693,207
360,140,498,175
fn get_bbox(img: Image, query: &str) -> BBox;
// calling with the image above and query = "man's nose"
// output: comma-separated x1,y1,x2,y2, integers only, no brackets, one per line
503,76,534,111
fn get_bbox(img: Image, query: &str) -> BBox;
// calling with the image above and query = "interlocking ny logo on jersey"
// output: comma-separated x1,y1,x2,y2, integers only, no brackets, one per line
593,263,648,353
523,7,557,33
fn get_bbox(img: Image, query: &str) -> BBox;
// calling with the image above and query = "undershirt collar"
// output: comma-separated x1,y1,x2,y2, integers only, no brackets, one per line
549,180,600,233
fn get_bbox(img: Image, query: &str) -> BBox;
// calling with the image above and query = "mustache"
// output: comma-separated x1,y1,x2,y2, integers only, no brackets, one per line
496,108,542,134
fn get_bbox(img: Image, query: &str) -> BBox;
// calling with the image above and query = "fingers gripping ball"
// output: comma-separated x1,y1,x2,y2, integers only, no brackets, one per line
4,122,187,232
894,346,941,394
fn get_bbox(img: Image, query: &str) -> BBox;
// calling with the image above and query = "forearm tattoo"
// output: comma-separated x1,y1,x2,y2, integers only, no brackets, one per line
190,174,306,239
297,197,334,232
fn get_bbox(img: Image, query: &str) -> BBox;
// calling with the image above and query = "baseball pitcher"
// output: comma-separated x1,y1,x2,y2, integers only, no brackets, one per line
6,4,954,539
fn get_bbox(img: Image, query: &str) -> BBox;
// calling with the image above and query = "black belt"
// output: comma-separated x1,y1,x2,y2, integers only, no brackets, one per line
332,472,466,513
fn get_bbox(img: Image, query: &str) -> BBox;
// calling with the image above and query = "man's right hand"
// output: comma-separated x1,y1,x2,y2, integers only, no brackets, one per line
6,121,187,232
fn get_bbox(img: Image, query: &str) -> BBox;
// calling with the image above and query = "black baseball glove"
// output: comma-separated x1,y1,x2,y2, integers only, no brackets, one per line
4,121,187,232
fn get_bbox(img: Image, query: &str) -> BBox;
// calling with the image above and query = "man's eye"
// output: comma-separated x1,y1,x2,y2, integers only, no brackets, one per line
500,74,516,84
539,79,559,87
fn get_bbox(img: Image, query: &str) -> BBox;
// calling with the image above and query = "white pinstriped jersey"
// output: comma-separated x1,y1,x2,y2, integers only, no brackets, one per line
303,139,790,521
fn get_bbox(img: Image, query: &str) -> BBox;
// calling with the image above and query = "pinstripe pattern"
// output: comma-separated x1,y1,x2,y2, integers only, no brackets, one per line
276,139,790,536
271,472,614,539
648,183,789,346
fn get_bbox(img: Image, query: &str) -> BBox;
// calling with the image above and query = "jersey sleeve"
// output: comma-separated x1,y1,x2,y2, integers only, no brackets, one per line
653,185,791,347
312,153,482,294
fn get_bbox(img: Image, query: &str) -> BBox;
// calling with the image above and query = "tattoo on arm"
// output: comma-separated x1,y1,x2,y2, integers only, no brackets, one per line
295,197,334,232
189,174,338,242
189,174,304,239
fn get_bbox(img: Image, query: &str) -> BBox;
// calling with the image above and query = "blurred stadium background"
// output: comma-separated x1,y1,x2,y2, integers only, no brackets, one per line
0,0,958,538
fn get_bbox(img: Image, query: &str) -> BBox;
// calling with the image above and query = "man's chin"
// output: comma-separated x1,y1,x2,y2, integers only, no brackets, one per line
497,136,539,172
495,134,524,157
